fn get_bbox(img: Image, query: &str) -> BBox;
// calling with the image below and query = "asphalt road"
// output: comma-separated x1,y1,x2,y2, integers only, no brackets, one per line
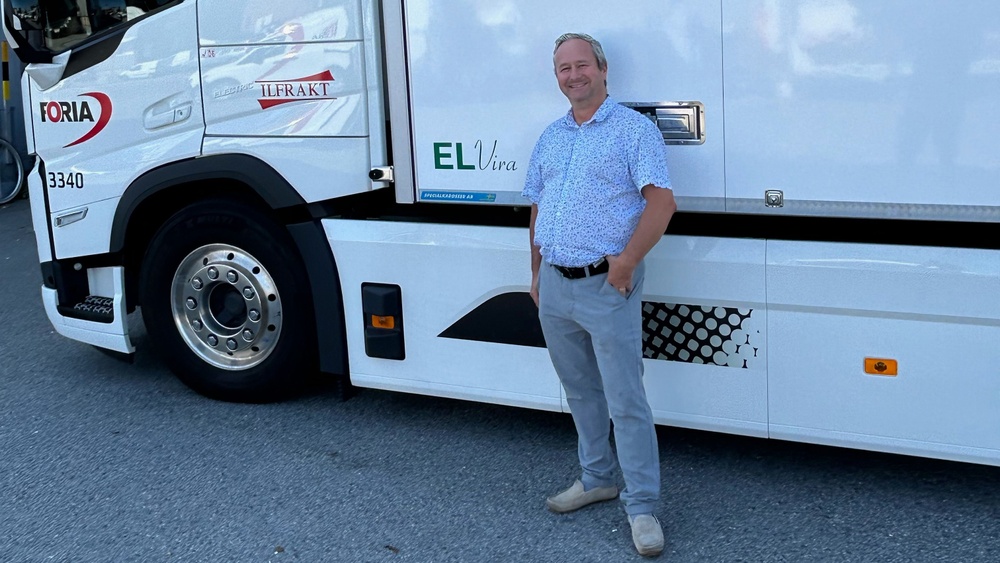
2,197,999,563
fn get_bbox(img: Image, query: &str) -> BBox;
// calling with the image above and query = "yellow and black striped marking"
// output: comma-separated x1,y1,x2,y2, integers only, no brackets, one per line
2,42,9,102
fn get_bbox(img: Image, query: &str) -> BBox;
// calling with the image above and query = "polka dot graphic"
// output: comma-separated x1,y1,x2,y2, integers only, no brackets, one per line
642,303,762,369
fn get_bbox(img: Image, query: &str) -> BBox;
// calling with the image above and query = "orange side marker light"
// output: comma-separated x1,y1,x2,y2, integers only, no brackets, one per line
865,358,898,376
372,315,396,330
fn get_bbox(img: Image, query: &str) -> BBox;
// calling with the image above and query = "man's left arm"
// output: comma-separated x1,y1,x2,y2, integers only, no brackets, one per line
607,185,676,292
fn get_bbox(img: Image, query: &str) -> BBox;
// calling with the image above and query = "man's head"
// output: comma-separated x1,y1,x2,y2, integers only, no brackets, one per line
553,33,608,108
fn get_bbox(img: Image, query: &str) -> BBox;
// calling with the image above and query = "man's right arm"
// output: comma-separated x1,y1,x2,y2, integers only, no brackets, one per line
529,204,542,307
523,133,546,308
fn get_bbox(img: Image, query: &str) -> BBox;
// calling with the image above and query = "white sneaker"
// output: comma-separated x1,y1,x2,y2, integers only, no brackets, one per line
629,513,664,557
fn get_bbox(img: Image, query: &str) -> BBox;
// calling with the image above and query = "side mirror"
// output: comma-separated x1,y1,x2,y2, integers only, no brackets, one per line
3,0,55,64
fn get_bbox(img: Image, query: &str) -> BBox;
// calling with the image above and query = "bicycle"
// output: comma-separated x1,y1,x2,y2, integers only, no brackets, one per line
0,137,24,205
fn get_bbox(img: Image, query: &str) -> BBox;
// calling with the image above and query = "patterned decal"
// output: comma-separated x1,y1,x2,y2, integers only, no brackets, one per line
73,295,114,317
642,304,762,369
440,293,763,370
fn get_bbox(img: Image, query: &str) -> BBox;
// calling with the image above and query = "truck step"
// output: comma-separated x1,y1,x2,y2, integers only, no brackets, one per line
59,296,115,324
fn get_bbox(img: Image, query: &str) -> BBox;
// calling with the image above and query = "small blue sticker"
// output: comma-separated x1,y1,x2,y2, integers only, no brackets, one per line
420,191,498,203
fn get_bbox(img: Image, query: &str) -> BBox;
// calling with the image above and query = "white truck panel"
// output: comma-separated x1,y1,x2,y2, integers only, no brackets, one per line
327,219,770,434
203,136,373,203
767,241,1000,457
402,0,725,207
767,242,1000,321
197,0,364,45
50,197,118,259
723,0,1000,220
324,219,564,409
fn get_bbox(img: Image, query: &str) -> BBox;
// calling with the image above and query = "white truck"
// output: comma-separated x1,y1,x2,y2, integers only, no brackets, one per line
3,0,999,466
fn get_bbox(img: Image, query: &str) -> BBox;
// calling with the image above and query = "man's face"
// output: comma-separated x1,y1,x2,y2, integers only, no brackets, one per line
554,38,607,106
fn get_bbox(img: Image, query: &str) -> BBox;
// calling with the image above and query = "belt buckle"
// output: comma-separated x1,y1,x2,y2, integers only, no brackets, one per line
553,264,574,279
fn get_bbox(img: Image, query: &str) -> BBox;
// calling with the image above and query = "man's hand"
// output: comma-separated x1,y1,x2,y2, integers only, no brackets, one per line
530,273,540,307
606,254,636,295
608,185,676,296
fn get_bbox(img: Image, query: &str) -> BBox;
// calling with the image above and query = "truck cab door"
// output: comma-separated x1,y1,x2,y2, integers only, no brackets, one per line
3,0,204,260
197,0,388,203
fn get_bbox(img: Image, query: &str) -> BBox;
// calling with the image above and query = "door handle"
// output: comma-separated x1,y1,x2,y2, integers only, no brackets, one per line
143,103,193,130
621,101,706,145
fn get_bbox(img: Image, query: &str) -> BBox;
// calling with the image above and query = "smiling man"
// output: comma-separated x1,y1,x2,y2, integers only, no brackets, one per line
522,33,677,558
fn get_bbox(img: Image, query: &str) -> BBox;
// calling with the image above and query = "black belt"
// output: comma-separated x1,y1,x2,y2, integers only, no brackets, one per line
553,258,609,279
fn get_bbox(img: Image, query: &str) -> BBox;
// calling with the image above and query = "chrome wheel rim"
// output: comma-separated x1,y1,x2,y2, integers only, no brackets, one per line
170,244,282,370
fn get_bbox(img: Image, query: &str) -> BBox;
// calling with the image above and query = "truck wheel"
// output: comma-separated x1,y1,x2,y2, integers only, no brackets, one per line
139,200,316,402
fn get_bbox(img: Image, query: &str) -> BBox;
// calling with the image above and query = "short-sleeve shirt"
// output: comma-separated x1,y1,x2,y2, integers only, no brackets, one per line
522,97,672,268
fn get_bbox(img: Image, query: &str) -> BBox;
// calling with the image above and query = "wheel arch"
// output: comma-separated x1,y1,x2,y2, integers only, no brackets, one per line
114,154,349,379
111,154,308,256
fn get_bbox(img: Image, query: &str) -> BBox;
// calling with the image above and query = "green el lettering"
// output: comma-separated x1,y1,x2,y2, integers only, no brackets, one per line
434,143,453,169
455,142,475,170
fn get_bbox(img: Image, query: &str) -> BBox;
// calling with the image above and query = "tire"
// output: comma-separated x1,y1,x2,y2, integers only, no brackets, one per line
139,199,316,402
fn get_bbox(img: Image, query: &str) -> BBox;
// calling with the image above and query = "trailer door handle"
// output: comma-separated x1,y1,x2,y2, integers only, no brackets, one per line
621,101,705,145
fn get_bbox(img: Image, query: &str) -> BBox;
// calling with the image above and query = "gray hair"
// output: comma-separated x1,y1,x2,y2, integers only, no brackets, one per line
553,33,607,71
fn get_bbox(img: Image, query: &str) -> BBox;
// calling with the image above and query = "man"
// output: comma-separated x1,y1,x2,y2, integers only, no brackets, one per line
522,33,677,557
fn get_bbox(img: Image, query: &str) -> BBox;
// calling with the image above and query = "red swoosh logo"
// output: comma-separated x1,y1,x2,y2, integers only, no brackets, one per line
64,92,112,148
256,71,336,110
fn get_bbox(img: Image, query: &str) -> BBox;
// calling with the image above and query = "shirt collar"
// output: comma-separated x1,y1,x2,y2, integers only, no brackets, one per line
563,96,617,128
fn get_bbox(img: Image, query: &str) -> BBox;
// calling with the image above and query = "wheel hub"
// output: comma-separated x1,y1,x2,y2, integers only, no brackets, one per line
170,244,282,370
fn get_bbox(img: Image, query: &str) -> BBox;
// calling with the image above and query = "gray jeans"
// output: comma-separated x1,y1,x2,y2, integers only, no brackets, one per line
538,260,660,516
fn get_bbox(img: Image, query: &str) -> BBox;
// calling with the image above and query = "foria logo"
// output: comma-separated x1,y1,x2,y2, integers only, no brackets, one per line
433,140,519,172
256,70,336,110
40,101,94,123
38,92,113,148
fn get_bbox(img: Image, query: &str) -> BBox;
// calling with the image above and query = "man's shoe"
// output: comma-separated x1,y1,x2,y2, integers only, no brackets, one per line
545,479,618,513
629,514,664,557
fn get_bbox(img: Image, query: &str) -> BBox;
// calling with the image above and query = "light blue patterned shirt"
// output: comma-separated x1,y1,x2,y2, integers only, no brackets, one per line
522,97,672,268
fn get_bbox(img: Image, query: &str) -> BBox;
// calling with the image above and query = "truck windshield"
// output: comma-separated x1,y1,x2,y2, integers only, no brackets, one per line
9,0,175,54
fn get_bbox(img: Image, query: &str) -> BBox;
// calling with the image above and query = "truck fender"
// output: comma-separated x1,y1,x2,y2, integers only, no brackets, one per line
110,154,306,254
111,154,349,379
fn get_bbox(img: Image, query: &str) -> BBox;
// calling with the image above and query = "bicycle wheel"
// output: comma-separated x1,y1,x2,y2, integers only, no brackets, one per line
0,138,24,205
